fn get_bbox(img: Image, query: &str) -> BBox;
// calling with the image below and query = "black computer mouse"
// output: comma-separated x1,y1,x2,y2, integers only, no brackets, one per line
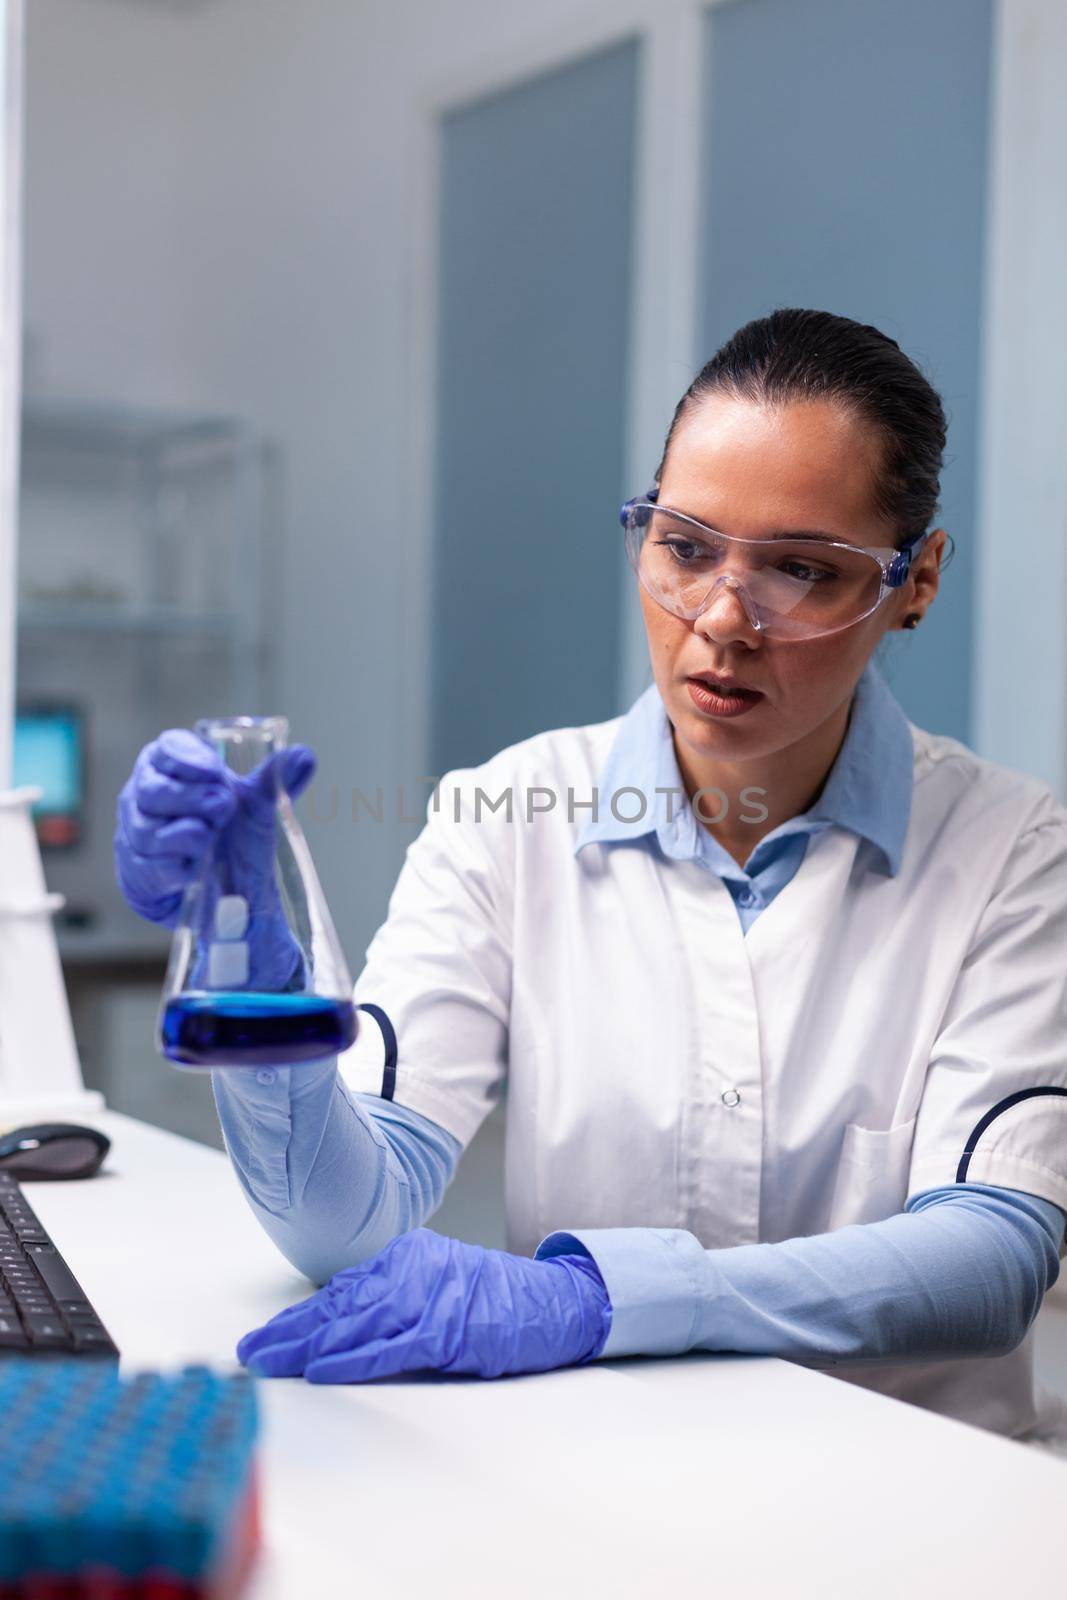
0,1123,110,1181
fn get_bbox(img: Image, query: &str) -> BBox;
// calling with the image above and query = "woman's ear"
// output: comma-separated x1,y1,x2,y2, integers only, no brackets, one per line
909,527,947,615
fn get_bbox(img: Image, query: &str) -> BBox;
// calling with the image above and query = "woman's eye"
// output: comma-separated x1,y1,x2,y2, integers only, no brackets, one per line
657,538,712,564
778,559,838,584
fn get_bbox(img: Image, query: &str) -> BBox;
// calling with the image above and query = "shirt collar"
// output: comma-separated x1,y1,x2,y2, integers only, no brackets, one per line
573,656,913,876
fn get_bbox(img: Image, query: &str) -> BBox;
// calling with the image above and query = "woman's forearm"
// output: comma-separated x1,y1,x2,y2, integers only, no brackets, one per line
211,1063,461,1284
535,1184,1066,1365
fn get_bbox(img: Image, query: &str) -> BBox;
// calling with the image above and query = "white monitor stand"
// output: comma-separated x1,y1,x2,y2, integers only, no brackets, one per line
0,786,104,1123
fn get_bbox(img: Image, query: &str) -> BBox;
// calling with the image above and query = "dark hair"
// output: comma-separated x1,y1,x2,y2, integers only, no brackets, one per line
656,308,950,552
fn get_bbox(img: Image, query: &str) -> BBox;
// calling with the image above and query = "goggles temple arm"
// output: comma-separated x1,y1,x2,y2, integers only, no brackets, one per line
885,529,931,587
619,484,660,529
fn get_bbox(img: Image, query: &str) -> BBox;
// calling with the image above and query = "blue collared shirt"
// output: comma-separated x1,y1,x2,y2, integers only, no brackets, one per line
574,654,913,932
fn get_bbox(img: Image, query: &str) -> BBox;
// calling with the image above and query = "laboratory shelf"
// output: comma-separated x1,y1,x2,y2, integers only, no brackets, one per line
16,392,278,975
19,603,240,636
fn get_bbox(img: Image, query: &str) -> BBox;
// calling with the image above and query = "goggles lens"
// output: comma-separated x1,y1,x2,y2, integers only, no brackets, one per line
625,507,890,641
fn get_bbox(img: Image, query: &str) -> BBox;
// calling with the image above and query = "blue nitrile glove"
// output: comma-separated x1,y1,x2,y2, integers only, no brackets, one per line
236,1228,613,1382
114,729,316,989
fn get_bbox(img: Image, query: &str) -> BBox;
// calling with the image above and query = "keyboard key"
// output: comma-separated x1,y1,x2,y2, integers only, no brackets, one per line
57,1301,96,1320
22,1315,70,1348
71,1327,115,1352
27,1245,86,1304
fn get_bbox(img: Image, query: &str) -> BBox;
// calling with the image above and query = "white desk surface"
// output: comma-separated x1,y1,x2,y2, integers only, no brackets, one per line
21,1110,1067,1599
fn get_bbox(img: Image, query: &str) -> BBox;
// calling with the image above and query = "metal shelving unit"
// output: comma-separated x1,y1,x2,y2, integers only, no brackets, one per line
15,394,279,965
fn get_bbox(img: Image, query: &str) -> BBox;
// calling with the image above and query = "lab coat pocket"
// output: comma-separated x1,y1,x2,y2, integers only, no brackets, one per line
827,1116,918,1230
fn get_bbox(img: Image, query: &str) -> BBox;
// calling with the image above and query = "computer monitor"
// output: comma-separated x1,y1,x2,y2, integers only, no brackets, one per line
12,703,85,847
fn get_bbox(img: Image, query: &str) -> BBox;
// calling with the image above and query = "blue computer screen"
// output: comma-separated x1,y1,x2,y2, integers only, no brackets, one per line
13,708,83,842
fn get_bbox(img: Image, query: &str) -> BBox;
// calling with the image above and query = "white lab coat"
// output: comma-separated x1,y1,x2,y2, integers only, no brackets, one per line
340,702,1067,1452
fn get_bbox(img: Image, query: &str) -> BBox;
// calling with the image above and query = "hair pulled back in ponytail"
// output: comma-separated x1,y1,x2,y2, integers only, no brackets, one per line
656,309,949,552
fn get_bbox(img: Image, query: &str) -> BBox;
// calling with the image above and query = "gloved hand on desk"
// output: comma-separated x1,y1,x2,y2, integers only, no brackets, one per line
114,728,317,990
236,1228,612,1382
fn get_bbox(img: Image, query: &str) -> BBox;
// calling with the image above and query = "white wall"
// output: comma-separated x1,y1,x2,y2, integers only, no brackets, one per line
24,0,1067,958
0,0,22,789
973,0,1067,796
21,0,667,960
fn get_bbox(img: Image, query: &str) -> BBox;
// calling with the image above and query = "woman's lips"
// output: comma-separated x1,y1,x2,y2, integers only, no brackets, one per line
685,677,765,718
688,671,760,694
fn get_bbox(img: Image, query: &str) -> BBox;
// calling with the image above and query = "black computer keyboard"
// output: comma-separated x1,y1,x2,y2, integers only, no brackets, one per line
0,1173,119,1357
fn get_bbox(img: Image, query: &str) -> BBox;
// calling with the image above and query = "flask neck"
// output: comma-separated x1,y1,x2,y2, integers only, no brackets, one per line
195,716,289,777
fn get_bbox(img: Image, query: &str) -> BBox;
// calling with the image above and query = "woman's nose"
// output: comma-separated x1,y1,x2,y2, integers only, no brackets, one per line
692,575,763,643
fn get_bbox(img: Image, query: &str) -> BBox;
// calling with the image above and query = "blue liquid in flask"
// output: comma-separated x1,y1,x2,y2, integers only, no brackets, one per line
160,992,357,1069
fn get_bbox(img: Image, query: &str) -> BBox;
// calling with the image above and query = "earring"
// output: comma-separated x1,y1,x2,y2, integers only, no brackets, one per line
902,613,921,630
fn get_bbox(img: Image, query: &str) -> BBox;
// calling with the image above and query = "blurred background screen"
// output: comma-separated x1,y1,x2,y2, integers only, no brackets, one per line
13,702,84,847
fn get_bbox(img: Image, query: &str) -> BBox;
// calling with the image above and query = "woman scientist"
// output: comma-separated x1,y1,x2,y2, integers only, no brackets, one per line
115,309,1067,1452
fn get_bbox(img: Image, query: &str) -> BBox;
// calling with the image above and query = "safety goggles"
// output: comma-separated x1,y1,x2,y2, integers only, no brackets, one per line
620,487,932,642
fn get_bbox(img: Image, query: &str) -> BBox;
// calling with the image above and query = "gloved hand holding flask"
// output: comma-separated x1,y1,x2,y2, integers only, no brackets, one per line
114,716,357,1070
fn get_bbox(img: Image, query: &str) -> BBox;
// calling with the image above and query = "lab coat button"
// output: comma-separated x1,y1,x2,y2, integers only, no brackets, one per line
256,1069,277,1086
721,1088,741,1108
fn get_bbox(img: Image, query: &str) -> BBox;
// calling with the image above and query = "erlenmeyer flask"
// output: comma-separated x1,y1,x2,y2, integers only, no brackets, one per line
157,716,358,1070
